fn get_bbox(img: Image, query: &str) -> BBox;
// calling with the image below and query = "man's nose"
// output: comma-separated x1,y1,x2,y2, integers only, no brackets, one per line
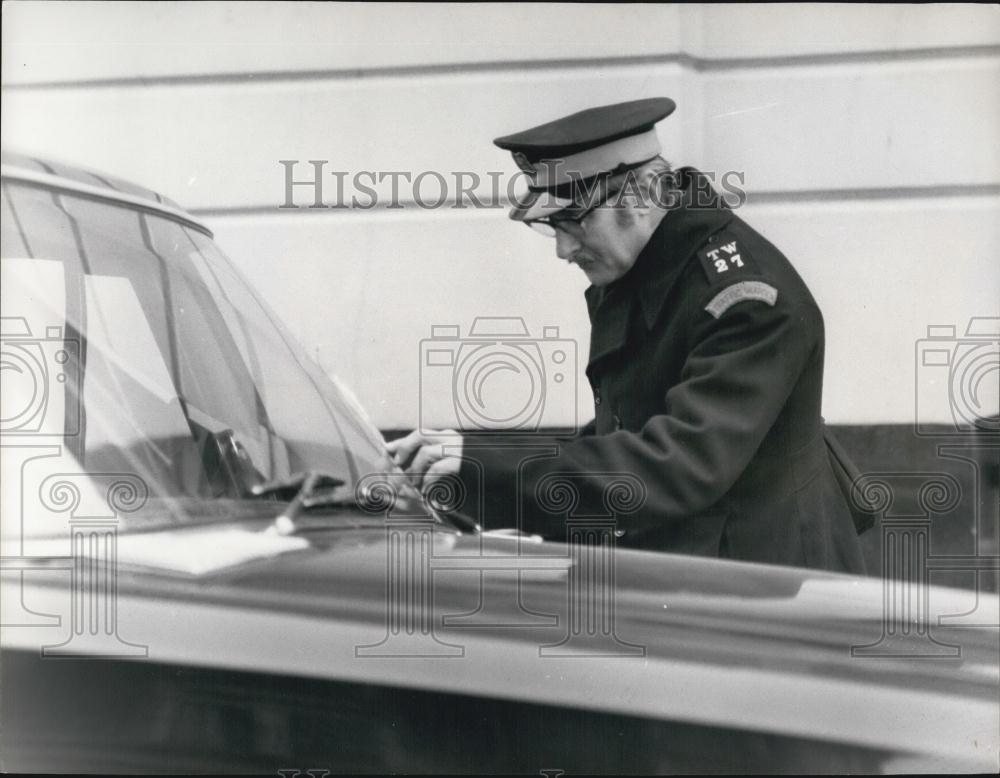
554,228,581,260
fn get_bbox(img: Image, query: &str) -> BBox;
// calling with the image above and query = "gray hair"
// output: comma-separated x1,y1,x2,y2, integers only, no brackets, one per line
607,156,679,211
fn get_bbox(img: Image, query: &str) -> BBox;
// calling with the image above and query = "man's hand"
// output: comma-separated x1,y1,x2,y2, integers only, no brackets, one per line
385,429,464,490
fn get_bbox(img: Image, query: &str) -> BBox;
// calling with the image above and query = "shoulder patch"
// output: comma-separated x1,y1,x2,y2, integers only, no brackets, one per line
697,231,758,285
704,281,778,319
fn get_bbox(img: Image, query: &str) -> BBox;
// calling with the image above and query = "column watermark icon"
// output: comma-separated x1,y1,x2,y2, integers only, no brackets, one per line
853,315,1000,657
353,471,464,657
535,472,646,658
38,472,149,658
850,472,964,657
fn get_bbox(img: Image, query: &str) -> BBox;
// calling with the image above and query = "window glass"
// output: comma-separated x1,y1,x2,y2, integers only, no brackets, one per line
180,228,387,471
1,183,83,447
1,182,30,258
1,182,81,265
2,181,395,524
0,258,71,437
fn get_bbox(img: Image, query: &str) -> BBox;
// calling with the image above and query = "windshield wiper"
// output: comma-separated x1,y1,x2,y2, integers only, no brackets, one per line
252,469,481,536
252,470,347,536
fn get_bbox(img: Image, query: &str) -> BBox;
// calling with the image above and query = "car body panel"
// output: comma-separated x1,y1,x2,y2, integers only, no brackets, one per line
4,520,998,768
1,153,998,773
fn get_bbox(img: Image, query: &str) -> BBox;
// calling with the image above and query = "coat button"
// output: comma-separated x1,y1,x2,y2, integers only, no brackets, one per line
594,389,602,406
613,415,622,430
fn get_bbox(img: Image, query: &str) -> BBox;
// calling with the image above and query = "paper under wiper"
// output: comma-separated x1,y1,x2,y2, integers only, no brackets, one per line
117,526,310,575
28,526,309,576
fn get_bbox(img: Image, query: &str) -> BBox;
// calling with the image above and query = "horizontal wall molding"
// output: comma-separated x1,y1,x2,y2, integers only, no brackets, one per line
747,183,1000,205
211,195,997,429
189,184,1000,220
6,58,995,208
5,45,999,92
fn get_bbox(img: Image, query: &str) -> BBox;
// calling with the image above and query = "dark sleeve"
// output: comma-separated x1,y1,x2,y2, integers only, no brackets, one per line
458,292,821,536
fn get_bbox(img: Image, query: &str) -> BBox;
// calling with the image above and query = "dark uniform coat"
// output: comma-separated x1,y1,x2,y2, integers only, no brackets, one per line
459,168,865,574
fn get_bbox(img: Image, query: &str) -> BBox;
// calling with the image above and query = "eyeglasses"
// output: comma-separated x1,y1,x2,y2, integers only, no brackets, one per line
525,184,622,238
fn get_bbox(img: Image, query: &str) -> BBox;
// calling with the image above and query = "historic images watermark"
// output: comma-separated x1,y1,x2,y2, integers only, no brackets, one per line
352,466,647,660
36,472,149,658
354,316,646,659
914,316,999,437
277,160,748,211
279,767,564,777
1,314,148,658
851,316,999,658
277,771,332,778
372,312,999,663
419,316,579,436
0,460,150,659
351,471,466,658
533,471,646,658
0,315,81,437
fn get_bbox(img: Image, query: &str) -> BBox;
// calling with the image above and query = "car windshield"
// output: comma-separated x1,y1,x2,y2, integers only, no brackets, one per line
1,178,395,528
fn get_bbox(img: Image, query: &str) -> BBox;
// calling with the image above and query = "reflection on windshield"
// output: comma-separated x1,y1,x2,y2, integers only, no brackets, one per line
1,181,395,523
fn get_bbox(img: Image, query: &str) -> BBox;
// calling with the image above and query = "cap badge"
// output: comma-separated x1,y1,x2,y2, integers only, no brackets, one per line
512,151,536,175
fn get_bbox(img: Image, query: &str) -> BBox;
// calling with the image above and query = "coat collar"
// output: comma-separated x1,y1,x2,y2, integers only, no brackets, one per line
585,277,632,374
584,168,735,373
631,167,736,329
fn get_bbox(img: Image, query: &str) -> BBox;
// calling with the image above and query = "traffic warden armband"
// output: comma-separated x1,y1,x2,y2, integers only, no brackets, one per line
696,232,779,319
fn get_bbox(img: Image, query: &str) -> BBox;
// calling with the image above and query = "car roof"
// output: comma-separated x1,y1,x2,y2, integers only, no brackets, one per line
1,149,212,237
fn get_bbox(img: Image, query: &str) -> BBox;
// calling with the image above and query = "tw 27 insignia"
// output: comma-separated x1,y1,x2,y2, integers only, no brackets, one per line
697,233,758,284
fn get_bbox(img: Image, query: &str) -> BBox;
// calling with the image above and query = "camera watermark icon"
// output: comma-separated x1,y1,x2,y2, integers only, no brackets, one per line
0,316,81,436
419,317,578,435
915,317,999,436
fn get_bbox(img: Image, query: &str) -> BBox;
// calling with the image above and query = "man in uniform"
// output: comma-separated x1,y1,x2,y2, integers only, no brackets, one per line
388,98,866,573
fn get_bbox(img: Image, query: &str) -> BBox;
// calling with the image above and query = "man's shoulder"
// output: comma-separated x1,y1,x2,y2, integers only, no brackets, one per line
679,215,821,325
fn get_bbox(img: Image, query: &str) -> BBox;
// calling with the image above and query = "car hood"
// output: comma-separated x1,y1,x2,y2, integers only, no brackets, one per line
50,519,996,695
6,519,998,767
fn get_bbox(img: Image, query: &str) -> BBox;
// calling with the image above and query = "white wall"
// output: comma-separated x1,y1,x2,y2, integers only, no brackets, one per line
3,2,998,428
